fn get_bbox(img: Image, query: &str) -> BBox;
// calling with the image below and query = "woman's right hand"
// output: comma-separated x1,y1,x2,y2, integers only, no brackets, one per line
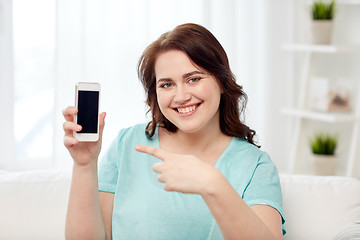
62,106,106,166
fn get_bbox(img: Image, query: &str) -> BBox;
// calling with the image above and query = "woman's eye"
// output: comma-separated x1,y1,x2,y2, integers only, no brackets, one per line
160,83,173,88
188,77,201,84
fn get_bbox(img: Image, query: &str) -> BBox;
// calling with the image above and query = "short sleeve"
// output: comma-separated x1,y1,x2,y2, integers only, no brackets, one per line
242,152,286,235
98,129,127,193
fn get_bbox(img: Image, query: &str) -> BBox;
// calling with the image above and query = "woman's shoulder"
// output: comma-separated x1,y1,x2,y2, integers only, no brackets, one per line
225,137,274,171
118,122,147,135
230,137,267,159
113,122,154,144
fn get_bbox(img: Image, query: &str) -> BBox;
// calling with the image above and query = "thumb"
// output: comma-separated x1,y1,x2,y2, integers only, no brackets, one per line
98,112,106,140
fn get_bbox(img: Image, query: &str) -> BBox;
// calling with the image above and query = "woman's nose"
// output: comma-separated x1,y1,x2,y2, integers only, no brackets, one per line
174,86,191,104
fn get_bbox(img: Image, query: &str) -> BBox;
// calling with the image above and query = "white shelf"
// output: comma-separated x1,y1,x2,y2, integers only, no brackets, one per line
281,108,357,123
284,1,360,179
305,0,360,5
338,0,360,4
282,44,360,53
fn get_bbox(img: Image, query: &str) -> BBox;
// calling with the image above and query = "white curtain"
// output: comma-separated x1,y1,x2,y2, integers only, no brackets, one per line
1,0,292,171
0,0,15,168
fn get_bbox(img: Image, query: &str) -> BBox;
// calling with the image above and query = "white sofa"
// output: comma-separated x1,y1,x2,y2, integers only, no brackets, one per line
280,174,360,240
0,170,360,240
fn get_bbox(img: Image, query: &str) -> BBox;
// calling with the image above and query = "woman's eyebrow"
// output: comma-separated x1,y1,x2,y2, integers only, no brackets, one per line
182,70,204,79
157,78,172,84
157,70,204,84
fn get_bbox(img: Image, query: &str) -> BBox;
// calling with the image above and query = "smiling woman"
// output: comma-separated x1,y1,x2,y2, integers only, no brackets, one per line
63,23,286,240
154,50,222,134
138,24,256,143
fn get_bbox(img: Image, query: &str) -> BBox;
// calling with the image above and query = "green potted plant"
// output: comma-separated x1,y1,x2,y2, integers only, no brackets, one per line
312,0,335,20
309,132,338,175
311,0,335,44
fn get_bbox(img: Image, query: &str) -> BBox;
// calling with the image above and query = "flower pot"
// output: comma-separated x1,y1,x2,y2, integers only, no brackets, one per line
311,20,333,44
310,154,337,176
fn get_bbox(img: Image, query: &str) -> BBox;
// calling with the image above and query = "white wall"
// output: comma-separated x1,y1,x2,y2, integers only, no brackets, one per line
0,0,304,174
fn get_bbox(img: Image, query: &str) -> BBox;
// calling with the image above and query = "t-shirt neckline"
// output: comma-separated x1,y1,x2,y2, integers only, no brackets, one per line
154,126,234,168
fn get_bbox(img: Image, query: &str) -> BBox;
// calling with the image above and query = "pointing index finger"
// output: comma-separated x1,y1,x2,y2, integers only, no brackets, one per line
135,145,166,161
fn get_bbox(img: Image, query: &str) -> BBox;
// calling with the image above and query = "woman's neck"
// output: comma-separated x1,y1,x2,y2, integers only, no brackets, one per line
159,123,230,155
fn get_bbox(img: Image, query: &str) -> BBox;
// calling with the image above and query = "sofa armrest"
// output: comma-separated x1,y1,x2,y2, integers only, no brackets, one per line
280,174,360,240
0,170,72,240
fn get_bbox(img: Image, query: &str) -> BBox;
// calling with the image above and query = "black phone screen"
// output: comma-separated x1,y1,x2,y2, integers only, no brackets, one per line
77,90,99,133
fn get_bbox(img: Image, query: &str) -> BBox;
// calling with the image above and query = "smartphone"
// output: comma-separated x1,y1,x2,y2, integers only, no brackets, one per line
74,82,101,142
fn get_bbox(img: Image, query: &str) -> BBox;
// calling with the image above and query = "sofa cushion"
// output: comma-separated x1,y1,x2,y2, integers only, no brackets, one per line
281,174,360,240
0,170,72,240
1,170,359,240
333,220,360,240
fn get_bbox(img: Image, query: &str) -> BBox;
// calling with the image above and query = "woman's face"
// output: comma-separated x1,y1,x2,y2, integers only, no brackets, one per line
154,50,222,134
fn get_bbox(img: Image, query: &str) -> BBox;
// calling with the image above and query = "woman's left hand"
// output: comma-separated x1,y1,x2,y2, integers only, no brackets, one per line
135,144,220,195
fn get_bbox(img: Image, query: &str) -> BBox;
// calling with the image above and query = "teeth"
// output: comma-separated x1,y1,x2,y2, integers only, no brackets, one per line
178,105,196,114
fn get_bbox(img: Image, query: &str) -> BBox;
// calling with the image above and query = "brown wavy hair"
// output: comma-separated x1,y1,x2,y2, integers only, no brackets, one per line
137,23,258,147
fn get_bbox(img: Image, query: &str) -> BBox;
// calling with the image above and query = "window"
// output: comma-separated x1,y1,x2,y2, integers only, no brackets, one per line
12,0,56,165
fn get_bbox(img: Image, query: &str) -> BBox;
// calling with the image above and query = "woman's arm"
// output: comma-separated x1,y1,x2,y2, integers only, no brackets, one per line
63,107,112,240
65,168,113,240
99,191,114,239
201,170,283,240
135,145,283,240
65,163,107,240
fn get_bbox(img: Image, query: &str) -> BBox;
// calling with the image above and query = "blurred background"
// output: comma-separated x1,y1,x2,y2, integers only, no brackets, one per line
0,0,359,179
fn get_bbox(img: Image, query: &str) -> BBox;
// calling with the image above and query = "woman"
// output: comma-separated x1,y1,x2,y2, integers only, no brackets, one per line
63,23,286,240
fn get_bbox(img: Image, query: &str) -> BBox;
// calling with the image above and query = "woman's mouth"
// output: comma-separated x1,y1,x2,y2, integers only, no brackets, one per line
174,103,201,116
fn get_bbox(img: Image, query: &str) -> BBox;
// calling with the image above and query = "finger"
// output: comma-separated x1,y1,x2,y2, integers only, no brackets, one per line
62,106,78,122
63,122,82,136
63,135,79,148
135,145,166,161
152,162,163,173
98,112,106,140
163,184,175,192
157,174,166,183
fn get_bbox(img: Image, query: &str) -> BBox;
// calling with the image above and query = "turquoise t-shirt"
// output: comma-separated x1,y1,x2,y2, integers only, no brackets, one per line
98,123,286,239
